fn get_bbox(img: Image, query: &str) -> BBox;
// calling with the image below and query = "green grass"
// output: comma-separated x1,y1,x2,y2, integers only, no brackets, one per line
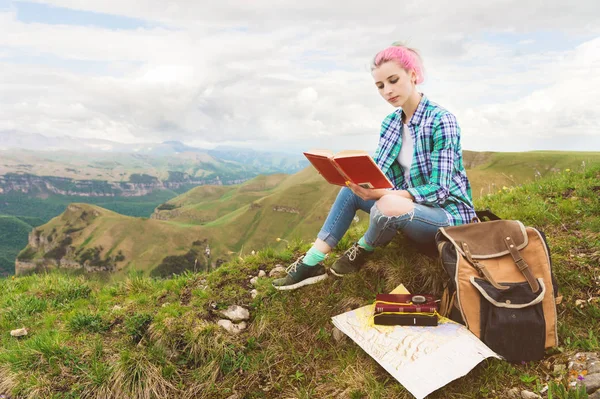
0,166,598,398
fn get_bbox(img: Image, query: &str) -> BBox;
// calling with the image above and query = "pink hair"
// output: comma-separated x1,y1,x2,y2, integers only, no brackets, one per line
372,44,425,84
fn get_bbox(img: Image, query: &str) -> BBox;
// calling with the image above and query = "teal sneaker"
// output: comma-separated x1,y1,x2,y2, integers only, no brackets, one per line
272,257,328,291
330,243,373,277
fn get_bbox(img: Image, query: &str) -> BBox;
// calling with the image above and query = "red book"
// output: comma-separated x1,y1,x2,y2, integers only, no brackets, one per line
303,149,393,189
374,294,439,314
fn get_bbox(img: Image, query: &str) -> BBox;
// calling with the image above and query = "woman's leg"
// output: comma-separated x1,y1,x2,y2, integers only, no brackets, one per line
315,187,376,252
273,187,375,290
363,195,450,248
330,195,449,276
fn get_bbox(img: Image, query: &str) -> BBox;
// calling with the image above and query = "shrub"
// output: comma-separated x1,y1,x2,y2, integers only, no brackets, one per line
17,247,36,261
151,249,202,278
44,236,72,260
157,203,177,211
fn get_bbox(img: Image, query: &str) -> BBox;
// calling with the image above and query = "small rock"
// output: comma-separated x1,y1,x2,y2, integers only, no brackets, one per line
269,265,286,277
217,320,247,335
506,387,520,399
250,276,258,286
219,305,250,322
575,299,586,308
258,270,266,278
10,327,27,337
581,373,600,394
520,390,541,399
589,390,600,399
539,385,548,395
332,327,346,343
589,360,600,374
112,305,122,311
251,289,258,299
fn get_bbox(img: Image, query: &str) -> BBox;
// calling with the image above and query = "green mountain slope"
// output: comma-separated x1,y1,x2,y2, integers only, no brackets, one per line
0,216,37,277
0,190,181,275
0,165,598,398
12,151,600,277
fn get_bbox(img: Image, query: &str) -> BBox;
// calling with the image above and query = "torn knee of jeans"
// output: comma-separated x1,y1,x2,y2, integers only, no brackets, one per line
372,203,415,221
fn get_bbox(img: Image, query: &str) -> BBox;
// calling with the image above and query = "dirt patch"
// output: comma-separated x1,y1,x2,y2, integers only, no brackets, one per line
180,287,192,306
561,187,576,198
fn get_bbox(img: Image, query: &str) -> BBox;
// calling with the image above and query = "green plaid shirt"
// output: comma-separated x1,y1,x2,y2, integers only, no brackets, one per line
373,94,475,226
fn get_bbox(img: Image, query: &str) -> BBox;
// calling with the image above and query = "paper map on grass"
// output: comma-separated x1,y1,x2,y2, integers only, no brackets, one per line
331,285,500,399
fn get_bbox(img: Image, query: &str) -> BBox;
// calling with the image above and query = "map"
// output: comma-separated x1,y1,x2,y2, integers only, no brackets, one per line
331,285,500,399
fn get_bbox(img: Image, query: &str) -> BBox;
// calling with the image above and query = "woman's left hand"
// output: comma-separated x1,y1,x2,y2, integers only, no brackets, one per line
346,182,386,201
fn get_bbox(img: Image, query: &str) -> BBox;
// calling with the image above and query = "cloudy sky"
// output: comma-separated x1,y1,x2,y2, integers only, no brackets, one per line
0,0,599,153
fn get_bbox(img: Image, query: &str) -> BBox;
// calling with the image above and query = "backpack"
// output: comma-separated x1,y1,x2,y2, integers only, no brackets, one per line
435,217,559,362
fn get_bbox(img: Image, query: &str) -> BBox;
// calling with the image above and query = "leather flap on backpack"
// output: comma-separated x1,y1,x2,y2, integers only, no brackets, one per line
438,220,528,259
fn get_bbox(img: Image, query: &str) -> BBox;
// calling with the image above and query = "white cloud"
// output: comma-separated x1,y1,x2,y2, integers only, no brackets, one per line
0,0,599,151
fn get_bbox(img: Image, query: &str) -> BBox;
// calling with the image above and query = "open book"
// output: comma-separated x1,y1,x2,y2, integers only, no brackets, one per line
303,149,393,189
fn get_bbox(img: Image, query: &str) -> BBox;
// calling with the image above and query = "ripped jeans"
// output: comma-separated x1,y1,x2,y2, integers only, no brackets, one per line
317,187,450,249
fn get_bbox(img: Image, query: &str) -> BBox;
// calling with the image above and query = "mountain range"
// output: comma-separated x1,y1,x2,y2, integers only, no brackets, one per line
13,150,600,278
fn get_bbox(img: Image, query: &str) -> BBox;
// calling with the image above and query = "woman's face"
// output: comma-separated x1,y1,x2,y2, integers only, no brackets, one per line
372,61,417,108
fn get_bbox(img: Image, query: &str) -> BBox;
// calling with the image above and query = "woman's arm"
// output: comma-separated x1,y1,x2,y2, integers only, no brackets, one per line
406,113,459,204
348,112,460,204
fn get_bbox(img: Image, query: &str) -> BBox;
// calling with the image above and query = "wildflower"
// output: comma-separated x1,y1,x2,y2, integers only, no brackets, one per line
565,169,571,172
577,375,585,381
276,238,281,242
502,186,509,190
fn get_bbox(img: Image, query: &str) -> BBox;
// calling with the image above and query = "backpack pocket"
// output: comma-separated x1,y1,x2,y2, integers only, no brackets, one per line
470,277,546,362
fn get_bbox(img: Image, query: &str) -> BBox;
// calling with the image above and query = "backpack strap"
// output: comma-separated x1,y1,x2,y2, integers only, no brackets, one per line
504,236,540,292
461,242,509,290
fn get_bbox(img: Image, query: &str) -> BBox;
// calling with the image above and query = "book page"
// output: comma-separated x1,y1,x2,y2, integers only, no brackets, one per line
331,285,500,399
333,150,371,158
303,149,335,158
303,151,347,186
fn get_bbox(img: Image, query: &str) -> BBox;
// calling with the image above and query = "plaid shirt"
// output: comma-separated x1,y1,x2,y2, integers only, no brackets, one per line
373,94,476,226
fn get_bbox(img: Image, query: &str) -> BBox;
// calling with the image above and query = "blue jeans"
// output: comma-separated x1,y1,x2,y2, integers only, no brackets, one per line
317,187,450,249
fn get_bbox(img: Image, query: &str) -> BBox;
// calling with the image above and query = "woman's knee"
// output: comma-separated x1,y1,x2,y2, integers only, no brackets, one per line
375,195,414,217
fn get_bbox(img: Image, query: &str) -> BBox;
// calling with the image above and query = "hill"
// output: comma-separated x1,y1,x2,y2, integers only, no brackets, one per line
12,171,340,277
0,164,598,398
12,150,600,277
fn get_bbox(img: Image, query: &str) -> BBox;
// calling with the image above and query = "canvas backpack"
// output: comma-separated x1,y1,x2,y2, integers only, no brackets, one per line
435,217,559,362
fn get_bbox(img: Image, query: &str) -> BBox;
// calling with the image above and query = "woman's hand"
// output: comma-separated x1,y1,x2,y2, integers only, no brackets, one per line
346,182,387,201
346,182,415,202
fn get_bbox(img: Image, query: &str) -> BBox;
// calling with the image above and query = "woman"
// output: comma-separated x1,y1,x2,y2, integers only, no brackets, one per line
273,43,476,291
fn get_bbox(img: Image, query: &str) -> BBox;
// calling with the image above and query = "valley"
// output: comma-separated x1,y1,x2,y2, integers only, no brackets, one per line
7,150,600,278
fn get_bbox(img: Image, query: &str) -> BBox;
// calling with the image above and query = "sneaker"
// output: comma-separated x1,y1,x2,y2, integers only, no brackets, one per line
330,243,373,277
272,257,328,291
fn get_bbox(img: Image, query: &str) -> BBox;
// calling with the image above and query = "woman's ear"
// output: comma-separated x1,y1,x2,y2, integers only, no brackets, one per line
411,70,418,85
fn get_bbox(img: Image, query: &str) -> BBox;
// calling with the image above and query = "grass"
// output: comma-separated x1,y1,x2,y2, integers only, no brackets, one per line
0,165,598,398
